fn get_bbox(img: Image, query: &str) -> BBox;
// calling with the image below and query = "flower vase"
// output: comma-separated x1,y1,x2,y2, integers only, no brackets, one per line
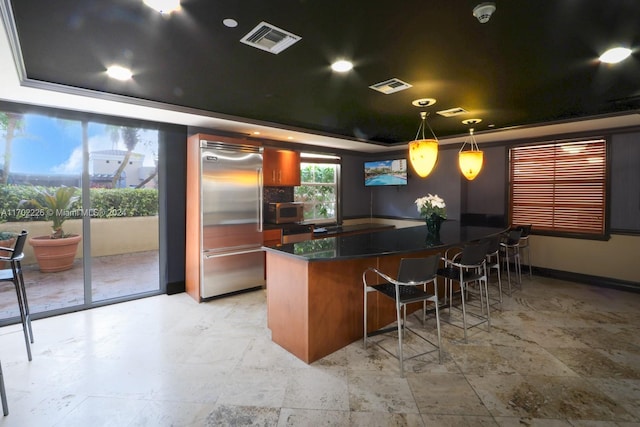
425,214,444,242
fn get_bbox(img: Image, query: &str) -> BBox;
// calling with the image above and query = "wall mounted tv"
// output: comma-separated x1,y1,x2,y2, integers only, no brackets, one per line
364,158,408,186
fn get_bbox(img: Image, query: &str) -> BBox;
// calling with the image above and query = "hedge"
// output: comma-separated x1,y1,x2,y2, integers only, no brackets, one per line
0,185,158,222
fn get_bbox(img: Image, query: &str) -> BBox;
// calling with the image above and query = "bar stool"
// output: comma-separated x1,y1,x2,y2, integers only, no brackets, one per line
484,235,503,309
500,229,522,295
437,240,490,342
363,255,442,377
514,224,532,278
0,230,34,361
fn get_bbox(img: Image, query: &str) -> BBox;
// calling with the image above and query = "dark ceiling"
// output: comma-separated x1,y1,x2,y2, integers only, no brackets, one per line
6,0,640,147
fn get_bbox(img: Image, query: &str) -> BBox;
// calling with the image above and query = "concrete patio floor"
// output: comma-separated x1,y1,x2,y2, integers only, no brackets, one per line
0,250,159,320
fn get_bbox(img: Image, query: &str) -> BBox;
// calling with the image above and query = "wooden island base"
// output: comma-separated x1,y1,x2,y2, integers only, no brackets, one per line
266,250,437,364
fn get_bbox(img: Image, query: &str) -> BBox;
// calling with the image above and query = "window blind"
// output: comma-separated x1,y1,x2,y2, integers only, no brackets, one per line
509,139,606,235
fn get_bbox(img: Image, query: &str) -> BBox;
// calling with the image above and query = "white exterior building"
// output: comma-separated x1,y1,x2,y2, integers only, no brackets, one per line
90,150,145,188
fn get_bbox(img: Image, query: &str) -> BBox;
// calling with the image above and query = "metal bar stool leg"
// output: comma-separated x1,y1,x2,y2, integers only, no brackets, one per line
0,360,8,416
16,261,34,344
12,263,32,361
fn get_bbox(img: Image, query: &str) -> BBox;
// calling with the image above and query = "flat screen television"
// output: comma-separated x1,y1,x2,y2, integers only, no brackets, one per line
364,158,408,186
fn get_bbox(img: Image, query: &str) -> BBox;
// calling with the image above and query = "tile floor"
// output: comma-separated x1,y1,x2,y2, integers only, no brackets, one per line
0,275,639,426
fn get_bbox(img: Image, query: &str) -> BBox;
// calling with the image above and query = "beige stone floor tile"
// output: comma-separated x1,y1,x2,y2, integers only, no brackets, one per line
205,404,281,426
508,323,592,349
216,367,288,408
544,347,640,379
422,414,499,426
494,417,573,426
467,374,636,421
277,408,351,426
348,372,419,414
493,345,579,377
129,400,215,427
407,373,491,416
586,378,640,420
350,411,425,426
560,325,640,352
53,395,147,427
448,343,518,375
283,367,350,411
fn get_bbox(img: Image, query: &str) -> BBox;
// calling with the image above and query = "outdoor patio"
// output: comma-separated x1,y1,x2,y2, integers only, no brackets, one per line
0,250,159,320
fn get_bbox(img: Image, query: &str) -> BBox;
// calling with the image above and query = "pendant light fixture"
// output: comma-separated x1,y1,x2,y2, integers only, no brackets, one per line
458,128,484,180
408,112,439,178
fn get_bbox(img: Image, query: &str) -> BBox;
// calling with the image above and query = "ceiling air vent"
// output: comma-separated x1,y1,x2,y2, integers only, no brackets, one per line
369,78,412,94
240,22,301,54
437,107,468,117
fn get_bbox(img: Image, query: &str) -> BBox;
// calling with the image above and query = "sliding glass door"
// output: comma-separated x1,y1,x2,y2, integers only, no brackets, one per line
0,109,161,321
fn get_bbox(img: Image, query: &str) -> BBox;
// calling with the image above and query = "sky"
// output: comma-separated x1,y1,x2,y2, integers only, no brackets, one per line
0,114,158,175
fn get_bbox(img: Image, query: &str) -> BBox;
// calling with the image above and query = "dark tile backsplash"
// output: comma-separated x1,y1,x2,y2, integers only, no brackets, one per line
264,187,294,204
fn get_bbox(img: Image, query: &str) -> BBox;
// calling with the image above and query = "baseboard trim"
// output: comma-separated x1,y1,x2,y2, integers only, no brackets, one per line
166,280,186,295
532,266,640,294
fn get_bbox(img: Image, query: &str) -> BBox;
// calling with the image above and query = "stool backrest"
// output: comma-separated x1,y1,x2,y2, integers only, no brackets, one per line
460,241,490,266
485,235,500,254
397,255,439,284
9,230,28,260
511,224,532,237
505,229,522,245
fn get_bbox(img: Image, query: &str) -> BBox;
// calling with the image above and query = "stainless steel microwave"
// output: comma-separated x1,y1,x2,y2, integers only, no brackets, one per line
265,202,304,224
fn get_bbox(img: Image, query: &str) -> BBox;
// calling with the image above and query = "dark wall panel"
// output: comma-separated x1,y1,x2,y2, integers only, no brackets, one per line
161,125,188,294
341,148,462,221
463,145,507,215
611,132,640,232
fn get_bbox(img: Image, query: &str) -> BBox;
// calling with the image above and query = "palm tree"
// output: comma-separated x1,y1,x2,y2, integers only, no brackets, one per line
110,126,140,188
0,112,25,184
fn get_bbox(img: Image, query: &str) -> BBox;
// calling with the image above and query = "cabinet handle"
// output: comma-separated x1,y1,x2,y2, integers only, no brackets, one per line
272,170,276,182
278,170,282,183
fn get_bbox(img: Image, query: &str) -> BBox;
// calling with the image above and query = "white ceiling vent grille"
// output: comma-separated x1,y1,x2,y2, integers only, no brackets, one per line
240,22,301,54
437,107,468,117
369,78,412,94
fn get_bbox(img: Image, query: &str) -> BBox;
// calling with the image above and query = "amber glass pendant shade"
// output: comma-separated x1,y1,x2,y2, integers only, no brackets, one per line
458,150,484,180
409,139,439,178
408,111,439,178
458,127,484,180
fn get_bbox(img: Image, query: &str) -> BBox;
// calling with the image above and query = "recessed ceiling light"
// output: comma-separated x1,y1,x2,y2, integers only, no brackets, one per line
599,47,632,64
253,131,261,135
462,118,482,125
143,0,181,14
106,65,133,81
331,60,353,72
223,18,238,28
411,98,437,108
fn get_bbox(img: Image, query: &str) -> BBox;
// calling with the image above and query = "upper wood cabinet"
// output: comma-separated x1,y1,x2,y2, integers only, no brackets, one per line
263,148,301,186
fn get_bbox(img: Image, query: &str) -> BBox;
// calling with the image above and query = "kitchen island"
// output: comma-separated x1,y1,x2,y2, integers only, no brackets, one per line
263,221,506,363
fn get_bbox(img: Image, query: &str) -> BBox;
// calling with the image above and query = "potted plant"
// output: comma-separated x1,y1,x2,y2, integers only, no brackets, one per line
22,186,82,273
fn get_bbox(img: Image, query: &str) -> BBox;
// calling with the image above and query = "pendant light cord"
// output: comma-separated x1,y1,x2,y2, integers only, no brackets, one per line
414,112,438,141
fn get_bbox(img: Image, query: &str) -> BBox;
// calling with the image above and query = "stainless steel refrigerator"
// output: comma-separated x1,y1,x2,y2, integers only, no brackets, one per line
199,140,264,298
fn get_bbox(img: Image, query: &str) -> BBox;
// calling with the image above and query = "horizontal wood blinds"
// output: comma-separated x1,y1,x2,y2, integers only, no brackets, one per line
509,139,606,235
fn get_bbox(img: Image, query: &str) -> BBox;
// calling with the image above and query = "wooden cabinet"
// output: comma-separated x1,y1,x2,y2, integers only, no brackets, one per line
263,148,301,186
263,228,282,246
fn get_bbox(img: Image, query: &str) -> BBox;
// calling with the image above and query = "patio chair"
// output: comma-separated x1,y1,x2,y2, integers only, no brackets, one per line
0,230,34,361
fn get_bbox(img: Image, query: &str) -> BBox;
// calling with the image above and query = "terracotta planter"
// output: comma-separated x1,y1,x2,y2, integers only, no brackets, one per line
0,237,16,269
29,234,82,273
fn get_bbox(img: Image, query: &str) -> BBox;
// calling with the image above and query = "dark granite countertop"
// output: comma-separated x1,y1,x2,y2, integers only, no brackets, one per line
263,221,507,262
311,222,394,237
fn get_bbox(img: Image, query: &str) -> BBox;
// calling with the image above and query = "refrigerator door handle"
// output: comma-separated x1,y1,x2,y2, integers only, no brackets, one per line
204,248,264,259
258,168,263,232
